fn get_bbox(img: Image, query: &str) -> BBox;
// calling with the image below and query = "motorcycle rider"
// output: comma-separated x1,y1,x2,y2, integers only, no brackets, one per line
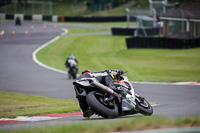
15,16,21,26
65,53,78,78
74,69,124,119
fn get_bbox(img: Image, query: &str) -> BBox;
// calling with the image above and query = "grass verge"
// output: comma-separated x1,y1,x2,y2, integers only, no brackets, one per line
1,116,200,133
67,28,110,34
0,91,80,118
36,28,200,82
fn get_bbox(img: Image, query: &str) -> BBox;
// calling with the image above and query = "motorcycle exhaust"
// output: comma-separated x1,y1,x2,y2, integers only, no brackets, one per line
90,80,121,104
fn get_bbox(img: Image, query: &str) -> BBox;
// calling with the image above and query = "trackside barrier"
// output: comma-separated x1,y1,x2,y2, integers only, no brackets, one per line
112,27,136,36
0,13,6,20
6,14,14,20
24,15,32,20
111,27,160,36
61,16,127,22
1,14,58,22
52,16,58,22
126,37,200,49
1,14,128,22
42,15,52,21
32,14,42,21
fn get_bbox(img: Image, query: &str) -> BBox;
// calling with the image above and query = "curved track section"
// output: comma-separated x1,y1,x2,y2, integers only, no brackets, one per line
0,21,75,100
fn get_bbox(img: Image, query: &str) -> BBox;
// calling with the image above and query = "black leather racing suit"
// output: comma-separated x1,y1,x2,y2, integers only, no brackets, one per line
65,56,78,68
74,71,117,113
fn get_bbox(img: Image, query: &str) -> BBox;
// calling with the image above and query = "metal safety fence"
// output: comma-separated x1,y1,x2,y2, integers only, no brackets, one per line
0,0,52,15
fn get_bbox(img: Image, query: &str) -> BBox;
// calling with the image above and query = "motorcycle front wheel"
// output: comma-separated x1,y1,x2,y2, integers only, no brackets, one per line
137,98,153,116
86,91,118,119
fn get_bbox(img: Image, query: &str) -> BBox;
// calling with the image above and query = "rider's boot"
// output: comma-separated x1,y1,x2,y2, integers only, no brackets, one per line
83,108,94,119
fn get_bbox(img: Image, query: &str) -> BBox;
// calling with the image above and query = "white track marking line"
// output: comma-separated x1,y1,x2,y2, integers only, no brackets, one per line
32,28,68,74
0,116,60,122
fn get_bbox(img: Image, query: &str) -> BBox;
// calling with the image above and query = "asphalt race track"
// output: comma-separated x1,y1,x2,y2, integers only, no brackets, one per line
0,21,200,129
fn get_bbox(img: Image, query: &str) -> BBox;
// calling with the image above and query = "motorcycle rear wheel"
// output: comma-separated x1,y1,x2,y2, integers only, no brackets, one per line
71,68,76,79
86,91,118,119
68,68,77,79
138,98,153,116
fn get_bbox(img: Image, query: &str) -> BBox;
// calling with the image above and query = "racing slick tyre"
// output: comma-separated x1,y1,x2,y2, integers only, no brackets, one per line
86,91,118,119
138,98,153,116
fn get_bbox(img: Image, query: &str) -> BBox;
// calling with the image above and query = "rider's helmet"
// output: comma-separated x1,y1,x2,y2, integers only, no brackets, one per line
69,53,75,59
82,70,92,75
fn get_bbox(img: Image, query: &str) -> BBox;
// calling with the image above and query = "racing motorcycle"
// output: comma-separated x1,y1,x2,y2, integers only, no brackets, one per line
73,72,153,118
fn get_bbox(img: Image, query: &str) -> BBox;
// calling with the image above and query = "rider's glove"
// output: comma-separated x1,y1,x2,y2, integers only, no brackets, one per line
117,70,124,75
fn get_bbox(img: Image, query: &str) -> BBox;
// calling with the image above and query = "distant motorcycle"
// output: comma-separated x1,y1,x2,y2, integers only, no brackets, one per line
15,17,21,26
67,59,78,79
73,71,153,118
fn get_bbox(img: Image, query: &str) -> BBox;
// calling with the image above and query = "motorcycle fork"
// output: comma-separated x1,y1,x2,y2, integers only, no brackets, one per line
135,94,144,103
